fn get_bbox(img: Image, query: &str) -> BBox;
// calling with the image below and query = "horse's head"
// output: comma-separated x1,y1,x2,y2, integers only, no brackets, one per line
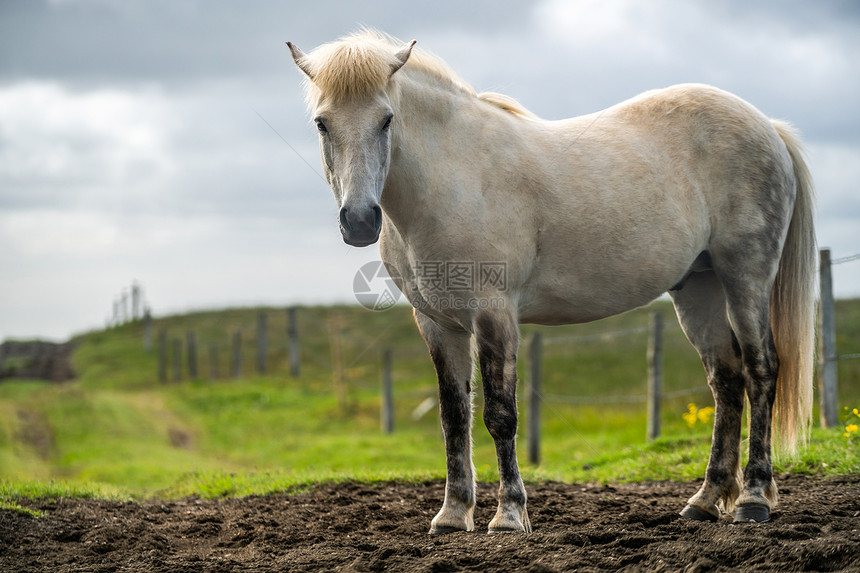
288,37,415,247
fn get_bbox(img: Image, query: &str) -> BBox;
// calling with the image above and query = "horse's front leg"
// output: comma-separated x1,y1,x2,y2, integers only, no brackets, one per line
476,311,531,533
415,310,476,534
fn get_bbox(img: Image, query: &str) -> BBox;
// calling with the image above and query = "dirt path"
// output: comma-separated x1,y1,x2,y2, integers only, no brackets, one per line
1,475,858,572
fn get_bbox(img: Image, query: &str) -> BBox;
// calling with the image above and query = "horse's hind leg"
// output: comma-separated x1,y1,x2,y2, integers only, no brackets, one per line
671,270,744,521
475,310,531,533
716,261,781,523
415,310,477,534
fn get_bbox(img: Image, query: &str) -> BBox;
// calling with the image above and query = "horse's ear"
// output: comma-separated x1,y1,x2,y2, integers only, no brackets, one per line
391,40,416,76
287,42,314,80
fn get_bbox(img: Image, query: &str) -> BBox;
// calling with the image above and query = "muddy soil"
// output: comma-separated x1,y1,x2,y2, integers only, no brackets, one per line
1,475,858,572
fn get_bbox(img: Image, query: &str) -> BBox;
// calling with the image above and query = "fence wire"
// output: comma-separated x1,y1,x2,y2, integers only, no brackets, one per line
832,252,860,265
541,326,649,345
536,319,685,405
826,250,860,363
541,386,709,406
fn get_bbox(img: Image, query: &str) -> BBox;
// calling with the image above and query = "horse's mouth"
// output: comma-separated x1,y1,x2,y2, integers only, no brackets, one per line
341,230,380,247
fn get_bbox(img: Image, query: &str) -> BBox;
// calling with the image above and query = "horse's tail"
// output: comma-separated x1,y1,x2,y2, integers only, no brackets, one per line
770,120,816,457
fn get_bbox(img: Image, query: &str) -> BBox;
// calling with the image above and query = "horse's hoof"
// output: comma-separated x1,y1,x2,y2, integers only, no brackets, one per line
680,505,719,522
429,525,466,535
734,505,770,523
488,527,521,534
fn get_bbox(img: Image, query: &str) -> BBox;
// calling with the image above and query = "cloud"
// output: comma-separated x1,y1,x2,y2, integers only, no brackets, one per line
0,78,327,218
1,0,860,341
809,143,860,220
0,82,174,211
0,0,533,87
0,76,357,339
529,0,860,138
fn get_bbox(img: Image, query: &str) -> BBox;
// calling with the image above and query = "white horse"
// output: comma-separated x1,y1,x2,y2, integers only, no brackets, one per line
288,31,815,532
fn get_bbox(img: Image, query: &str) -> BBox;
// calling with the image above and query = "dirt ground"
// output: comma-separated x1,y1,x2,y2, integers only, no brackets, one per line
1,475,858,572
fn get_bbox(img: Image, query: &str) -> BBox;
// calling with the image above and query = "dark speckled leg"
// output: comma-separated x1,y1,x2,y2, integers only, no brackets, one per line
671,271,744,521
475,310,531,533
415,310,476,535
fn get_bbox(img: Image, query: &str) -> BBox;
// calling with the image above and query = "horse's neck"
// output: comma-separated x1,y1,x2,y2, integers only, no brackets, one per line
382,72,478,238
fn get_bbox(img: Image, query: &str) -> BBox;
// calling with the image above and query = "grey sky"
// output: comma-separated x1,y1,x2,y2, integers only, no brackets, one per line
1,0,859,341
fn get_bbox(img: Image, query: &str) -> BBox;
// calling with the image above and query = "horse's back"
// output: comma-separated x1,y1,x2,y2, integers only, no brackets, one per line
610,83,770,130
608,83,792,192
516,84,796,325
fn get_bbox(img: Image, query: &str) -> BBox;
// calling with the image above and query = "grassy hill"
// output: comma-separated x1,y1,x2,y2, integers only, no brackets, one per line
1,300,859,503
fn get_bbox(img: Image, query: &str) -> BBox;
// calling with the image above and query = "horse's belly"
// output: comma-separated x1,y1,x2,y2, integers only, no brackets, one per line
518,289,662,325
516,262,687,325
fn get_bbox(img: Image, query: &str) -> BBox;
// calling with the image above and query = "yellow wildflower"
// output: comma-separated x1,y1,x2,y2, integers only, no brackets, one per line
683,403,698,428
697,406,715,424
683,403,714,428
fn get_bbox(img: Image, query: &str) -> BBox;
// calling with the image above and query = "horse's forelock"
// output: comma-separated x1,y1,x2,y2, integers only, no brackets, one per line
304,34,401,101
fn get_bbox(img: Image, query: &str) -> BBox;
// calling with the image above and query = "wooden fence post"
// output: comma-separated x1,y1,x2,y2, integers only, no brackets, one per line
131,282,141,321
157,328,167,382
121,291,129,324
257,311,267,375
186,331,198,379
143,309,153,352
288,306,300,378
172,338,182,383
381,348,394,433
330,312,346,412
647,312,664,441
528,331,542,465
232,331,242,379
209,344,219,380
818,248,838,428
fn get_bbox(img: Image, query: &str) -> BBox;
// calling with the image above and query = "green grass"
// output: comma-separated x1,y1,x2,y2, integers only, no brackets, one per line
0,478,129,517
1,300,858,509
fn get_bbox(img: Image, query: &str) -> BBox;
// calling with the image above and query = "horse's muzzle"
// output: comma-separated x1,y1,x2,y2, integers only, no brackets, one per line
339,204,382,247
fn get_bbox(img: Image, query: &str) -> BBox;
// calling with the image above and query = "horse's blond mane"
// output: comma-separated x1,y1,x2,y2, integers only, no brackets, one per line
300,31,405,101
478,92,539,119
300,30,537,119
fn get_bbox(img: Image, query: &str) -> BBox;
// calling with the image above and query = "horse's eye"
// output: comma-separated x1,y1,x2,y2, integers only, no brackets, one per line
316,119,327,133
382,115,393,131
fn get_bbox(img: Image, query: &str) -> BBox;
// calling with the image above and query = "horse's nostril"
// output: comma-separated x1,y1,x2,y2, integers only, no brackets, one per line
372,205,382,228
339,207,350,230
